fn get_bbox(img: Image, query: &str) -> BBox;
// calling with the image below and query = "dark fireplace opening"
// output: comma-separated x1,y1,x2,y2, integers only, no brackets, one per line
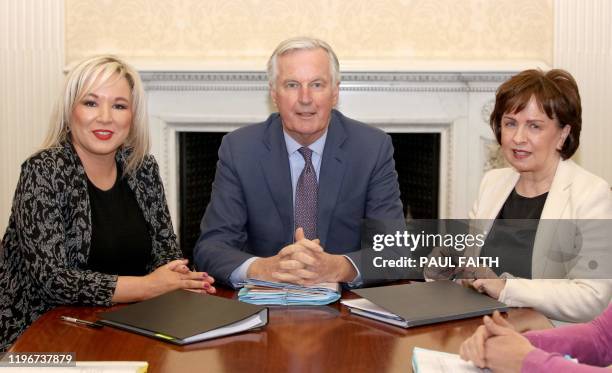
178,131,440,261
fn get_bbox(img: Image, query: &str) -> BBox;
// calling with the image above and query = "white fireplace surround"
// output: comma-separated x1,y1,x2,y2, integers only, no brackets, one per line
141,68,520,229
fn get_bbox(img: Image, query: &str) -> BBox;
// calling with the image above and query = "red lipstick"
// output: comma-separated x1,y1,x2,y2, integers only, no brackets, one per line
93,130,113,140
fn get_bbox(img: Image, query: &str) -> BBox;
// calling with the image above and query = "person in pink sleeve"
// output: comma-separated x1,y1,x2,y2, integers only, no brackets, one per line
459,305,612,372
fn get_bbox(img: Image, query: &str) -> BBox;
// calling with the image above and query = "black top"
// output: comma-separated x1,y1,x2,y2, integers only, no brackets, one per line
87,165,152,276
480,188,548,278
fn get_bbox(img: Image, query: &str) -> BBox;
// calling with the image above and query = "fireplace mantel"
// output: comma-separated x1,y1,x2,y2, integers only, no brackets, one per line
141,67,523,229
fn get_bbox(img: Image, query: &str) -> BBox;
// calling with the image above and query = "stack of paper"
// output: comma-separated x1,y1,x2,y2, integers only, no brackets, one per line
238,279,341,306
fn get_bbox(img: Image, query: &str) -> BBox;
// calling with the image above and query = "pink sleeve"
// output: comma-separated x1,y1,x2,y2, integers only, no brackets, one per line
522,349,610,373
523,305,612,368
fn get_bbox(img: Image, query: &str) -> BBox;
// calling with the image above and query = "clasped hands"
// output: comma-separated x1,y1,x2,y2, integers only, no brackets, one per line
248,228,357,285
147,259,216,297
460,310,535,372
113,259,216,303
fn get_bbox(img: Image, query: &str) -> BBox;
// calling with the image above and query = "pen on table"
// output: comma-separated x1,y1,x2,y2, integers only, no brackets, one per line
60,315,104,329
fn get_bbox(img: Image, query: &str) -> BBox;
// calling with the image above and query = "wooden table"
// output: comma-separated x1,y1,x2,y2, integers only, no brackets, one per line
9,286,552,373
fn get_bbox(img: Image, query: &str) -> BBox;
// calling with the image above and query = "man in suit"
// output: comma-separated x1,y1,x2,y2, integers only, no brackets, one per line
194,37,404,287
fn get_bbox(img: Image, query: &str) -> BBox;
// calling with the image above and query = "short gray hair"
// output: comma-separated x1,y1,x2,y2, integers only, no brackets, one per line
267,37,340,88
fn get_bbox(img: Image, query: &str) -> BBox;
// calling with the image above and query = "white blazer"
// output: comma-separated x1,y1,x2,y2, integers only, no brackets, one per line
470,159,612,322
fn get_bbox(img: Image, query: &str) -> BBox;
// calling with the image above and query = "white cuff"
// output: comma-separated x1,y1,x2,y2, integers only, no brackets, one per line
229,257,259,288
343,255,362,288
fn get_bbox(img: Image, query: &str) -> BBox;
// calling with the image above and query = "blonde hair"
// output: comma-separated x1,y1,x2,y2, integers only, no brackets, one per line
42,55,149,175
267,37,340,88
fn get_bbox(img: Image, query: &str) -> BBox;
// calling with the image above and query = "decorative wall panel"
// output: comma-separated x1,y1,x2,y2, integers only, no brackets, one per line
65,0,553,65
0,0,64,233
555,0,612,183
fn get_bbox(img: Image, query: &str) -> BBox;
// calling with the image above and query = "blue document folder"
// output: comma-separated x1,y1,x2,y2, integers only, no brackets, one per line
238,279,340,306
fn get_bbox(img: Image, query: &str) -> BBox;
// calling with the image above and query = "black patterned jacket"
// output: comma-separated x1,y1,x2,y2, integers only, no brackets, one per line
0,142,181,350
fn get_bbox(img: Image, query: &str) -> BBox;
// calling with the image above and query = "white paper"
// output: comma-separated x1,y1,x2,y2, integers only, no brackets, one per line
412,347,490,373
0,361,148,373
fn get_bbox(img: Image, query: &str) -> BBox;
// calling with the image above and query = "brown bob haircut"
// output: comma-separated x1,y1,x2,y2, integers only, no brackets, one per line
490,69,581,159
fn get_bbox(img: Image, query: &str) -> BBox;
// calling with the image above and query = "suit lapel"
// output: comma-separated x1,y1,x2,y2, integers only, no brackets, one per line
540,160,573,219
259,116,294,242
317,112,348,246
532,160,573,276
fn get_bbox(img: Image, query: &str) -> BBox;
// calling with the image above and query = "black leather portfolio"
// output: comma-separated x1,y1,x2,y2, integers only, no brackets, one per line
349,280,509,328
98,290,268,345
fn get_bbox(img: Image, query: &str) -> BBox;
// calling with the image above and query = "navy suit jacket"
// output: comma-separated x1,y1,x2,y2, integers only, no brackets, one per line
194,110,404,286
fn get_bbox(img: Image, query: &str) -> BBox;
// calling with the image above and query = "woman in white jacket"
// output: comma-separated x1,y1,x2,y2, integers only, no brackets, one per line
465,69,612,323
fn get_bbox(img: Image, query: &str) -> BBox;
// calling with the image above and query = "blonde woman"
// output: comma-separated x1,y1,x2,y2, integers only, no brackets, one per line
0,55,215,351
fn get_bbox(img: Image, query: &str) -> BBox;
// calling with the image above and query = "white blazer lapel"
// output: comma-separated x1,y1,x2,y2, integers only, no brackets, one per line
532,160,574,277
540,159,574,219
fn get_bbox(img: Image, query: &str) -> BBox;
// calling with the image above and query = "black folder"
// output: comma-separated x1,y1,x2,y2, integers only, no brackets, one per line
350,280,509,328
98,290,268,345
